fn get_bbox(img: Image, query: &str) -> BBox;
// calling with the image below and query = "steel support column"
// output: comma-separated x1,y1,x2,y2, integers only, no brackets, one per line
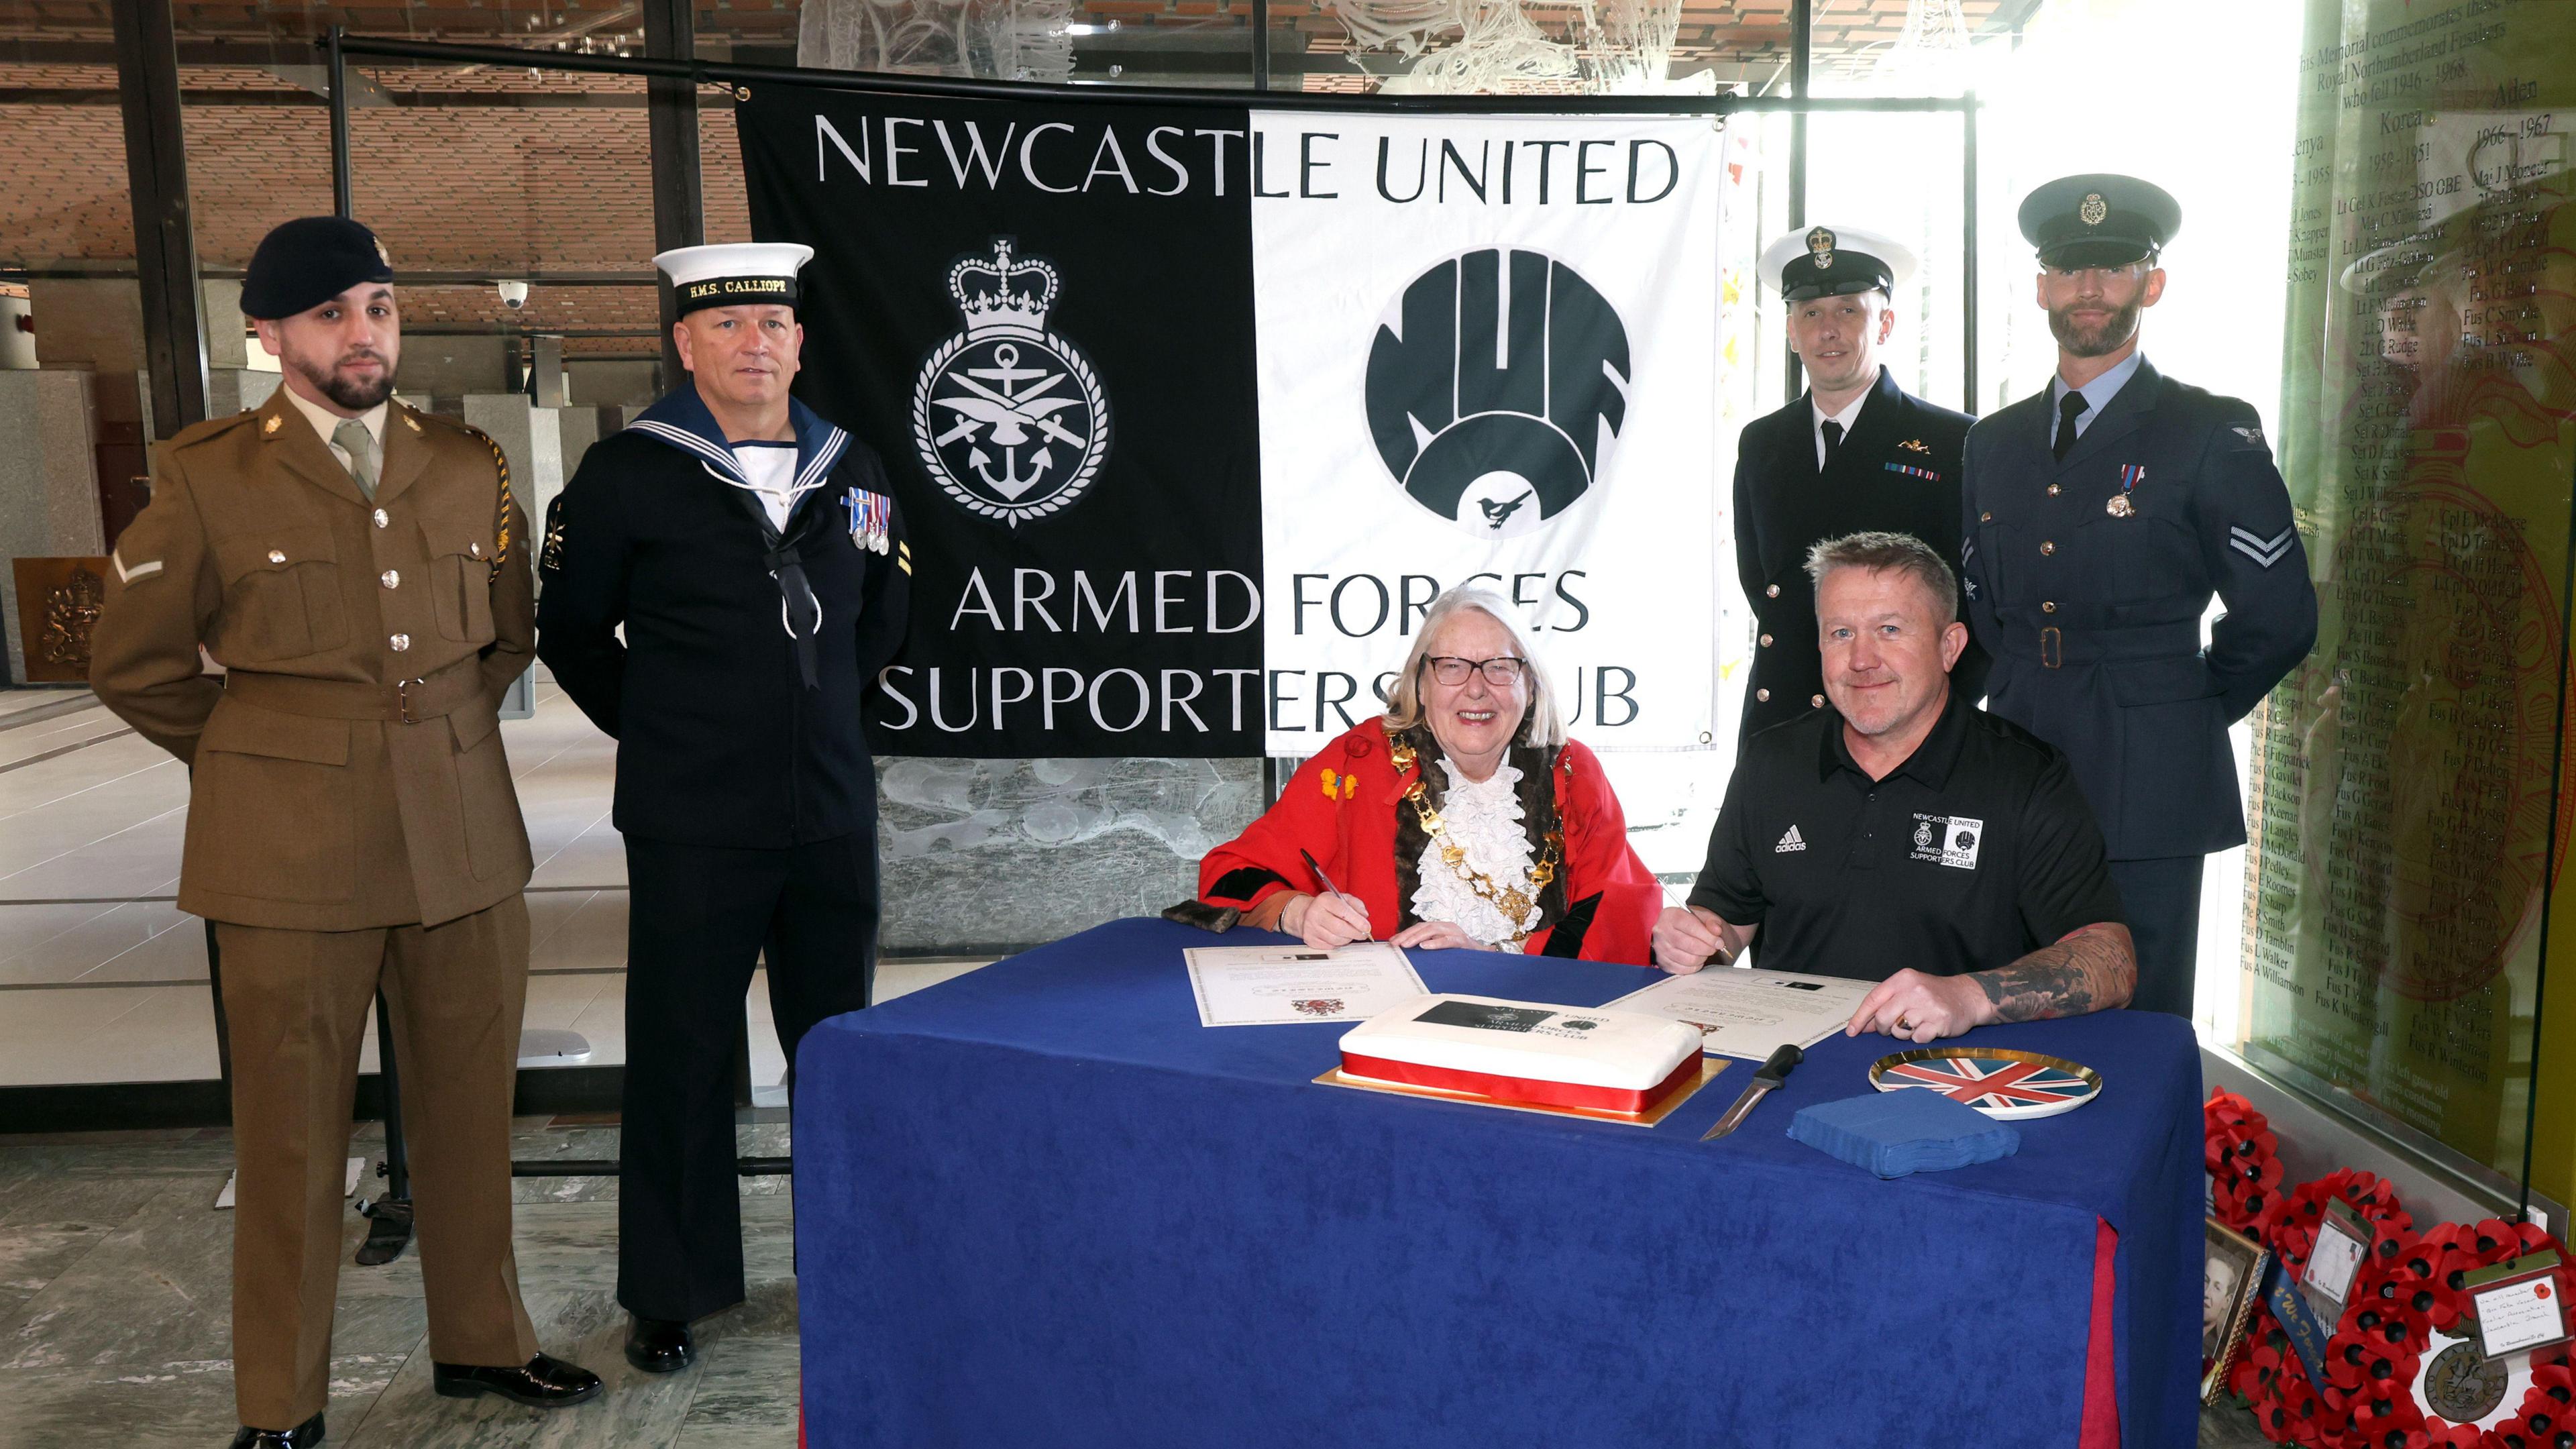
644,0,703,397
113,0,208,440
1962,91,1980,414
1782,0,1812,402
1251,0,1272,91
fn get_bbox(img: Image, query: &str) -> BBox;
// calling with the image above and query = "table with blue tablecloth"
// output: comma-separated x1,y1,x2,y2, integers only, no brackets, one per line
795,918,2204,1448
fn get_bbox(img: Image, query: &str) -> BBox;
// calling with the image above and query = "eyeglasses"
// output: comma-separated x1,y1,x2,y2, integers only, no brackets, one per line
1421,655,1529,686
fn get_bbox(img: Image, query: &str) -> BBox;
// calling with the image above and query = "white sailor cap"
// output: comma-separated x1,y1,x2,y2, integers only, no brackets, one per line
1758,225,1915,301
652,241,816,315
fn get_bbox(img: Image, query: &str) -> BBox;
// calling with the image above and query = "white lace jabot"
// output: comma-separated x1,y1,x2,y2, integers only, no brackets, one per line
1409,756,1542,947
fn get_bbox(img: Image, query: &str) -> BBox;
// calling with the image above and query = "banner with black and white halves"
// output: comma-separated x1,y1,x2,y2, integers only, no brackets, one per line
1250,113,1720,755
737,91,1720,757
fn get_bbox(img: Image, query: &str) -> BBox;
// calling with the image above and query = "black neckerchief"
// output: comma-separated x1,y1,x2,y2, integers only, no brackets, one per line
726,482,826,690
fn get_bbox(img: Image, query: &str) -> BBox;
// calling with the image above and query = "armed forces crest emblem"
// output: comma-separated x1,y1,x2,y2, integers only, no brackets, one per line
911,238,1111,528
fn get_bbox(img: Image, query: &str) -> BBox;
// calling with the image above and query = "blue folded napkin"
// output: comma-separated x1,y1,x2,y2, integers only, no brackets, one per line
1788,1089,2022,1179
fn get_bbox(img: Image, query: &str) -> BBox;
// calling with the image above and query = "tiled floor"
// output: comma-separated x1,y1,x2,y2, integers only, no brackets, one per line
0,679,989,1095
0,1117,802,1448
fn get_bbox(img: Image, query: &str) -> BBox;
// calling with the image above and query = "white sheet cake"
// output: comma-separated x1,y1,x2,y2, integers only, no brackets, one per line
1337,994,1701,1100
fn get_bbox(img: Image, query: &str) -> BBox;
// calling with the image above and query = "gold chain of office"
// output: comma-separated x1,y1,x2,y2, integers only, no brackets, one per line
1388,735,1562,945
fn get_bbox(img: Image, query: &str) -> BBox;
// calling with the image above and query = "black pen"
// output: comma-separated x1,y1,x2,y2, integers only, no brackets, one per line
1297,848,1374,941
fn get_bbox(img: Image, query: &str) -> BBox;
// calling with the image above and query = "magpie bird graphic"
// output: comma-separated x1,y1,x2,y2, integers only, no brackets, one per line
1479,489,1535,530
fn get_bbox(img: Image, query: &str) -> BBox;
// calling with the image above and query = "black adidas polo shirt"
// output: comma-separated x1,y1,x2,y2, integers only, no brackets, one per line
1689,688,2124,981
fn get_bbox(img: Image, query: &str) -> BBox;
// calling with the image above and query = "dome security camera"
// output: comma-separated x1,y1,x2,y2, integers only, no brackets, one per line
497,280,531,310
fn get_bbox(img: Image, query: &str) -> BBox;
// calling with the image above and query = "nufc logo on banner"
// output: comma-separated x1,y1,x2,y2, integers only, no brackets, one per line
912,238,1112,528
1364,247,1631,539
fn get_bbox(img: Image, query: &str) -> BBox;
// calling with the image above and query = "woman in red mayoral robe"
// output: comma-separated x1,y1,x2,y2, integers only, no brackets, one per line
1176,586,1662,965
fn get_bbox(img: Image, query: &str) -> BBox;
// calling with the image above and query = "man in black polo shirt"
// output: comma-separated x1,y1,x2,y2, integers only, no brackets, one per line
1654,531,2135,1041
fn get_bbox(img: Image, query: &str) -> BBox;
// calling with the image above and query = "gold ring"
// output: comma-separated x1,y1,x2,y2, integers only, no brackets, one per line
1895,1016,1914,1033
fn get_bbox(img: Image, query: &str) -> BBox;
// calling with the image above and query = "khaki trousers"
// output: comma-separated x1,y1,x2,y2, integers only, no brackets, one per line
215,896,540,1430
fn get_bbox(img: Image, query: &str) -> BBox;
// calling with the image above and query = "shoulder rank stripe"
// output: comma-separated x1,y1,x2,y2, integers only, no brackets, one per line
1882,462,1941,482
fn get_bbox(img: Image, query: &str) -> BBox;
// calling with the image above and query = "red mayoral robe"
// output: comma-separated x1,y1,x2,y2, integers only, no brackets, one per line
1191,721,1662,965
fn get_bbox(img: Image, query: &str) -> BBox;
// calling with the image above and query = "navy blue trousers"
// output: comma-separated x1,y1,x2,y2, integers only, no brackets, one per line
618,832,879,1322
2107,855,2203,1019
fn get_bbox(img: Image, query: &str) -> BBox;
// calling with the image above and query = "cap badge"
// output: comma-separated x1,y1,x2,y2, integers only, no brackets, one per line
1807,226,1836,270
374,237,392,266
2078,192,2108,227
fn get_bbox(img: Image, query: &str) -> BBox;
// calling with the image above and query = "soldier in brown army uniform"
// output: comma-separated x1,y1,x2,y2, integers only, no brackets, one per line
87,217,600,1448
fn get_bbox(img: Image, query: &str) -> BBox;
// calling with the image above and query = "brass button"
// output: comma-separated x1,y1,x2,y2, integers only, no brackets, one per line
372,508,389,529
1980,511,1992,523
2043,600,2057,613
1810,694,1824,708
1765,584,1780,598
1759,633,1773,647
1756,688,1771,702
266,548,286,564
380,570,400,589
2040,541,2056,555
390,633,411,651
2047,484,2061,496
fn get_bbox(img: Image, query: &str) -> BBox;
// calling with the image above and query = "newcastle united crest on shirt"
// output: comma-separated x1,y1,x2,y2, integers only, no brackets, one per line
1364,247,1631,539
912,238,1111,528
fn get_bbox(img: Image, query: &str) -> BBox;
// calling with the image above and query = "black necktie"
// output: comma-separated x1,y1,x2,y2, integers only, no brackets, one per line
2053,390,2090,462
1820,419,1844,467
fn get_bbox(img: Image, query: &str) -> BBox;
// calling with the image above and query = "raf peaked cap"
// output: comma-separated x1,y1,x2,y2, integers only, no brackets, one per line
2019,174,2181,270
241,216,396,321
654,241,815,316
1758,224,1917,302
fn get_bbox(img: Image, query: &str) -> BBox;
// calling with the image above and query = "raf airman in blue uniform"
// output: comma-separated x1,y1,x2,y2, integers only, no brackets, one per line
1958,174,2317,1018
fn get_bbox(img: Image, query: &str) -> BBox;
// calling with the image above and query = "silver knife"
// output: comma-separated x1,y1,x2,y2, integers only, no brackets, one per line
1701,1043,1803,1141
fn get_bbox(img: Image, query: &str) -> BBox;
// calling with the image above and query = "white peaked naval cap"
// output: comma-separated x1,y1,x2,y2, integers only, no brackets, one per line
1757,224,1917,301
653,241,816,315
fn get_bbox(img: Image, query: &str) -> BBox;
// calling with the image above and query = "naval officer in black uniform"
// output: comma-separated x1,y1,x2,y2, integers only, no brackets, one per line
1733,224,1984,741
536,241,912,1373
1959,175,2316,1018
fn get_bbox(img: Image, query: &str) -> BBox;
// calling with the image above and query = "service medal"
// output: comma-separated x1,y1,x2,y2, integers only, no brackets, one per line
846,486,893,555
2106,494,2133,518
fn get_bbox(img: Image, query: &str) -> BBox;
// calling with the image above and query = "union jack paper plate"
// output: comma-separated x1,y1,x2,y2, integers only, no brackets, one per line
1868,1048,2102,1120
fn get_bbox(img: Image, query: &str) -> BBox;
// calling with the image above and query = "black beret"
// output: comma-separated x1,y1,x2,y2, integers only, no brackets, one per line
241,217,394,321
2018,174,2181,270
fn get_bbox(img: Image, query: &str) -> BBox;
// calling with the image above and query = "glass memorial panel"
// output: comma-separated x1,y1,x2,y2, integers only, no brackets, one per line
2240,0,2576,1200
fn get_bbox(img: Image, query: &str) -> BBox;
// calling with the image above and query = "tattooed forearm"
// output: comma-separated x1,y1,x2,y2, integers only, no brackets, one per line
1967,923,2137,1024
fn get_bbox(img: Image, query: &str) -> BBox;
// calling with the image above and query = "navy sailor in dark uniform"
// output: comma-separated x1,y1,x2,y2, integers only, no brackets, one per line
535,241,912,1373
1733,223,1985,741
1958,175,2316,1018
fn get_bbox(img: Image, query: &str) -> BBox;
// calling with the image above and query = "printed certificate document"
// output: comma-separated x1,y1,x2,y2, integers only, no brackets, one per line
1603,967,1873,1060
1183,941,1428,1027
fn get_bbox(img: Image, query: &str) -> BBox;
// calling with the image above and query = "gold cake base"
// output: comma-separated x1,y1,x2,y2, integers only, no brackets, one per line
1313,1055,1727,1128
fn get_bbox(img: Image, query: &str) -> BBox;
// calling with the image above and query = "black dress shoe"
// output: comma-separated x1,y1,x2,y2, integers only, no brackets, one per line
431,1352,602,1407
625,1315,696,1374
229,1412,323,1447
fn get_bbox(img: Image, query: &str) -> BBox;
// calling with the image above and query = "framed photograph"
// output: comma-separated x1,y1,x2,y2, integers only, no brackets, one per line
2203,1218,2271,1404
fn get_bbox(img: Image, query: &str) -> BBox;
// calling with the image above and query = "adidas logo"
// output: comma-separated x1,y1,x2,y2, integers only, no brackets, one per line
1774,825,1807,853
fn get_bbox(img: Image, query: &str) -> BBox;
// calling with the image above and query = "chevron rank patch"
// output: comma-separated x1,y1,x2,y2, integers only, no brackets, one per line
111,548,162,584
2229,524,2296,568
